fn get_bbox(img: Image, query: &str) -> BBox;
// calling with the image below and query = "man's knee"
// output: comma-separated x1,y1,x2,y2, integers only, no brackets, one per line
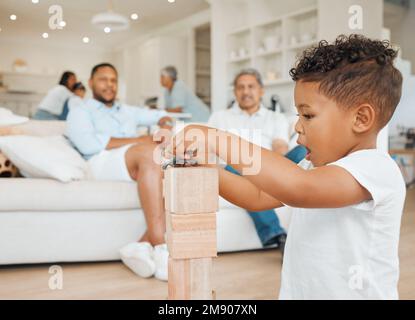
126,141,159,166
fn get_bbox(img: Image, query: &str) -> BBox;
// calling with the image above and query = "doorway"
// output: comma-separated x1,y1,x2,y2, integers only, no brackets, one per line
195,24,211,108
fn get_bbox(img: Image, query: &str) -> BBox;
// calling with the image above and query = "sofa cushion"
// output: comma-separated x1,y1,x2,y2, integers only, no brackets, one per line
0,179,139,211
13,120,66,137
0,177,252,212
0,135,89,182
0,107,29,126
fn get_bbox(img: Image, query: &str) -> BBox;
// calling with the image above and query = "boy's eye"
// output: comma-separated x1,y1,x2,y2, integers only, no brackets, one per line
297,113,314,120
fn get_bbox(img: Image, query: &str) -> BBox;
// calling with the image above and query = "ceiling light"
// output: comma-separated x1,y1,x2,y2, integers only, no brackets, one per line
104,27,111,33
130,13,139,20
82,37,90,43
59,21,66,27
93,13,129,31
168,0,176,3
32,0,39,4
10,14,17,21
42,32,49,39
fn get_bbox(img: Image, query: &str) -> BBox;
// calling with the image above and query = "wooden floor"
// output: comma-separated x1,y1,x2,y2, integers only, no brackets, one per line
0,189,414,300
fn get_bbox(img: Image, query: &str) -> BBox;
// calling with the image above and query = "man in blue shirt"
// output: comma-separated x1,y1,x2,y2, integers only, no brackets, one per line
66,63,173,282
161,66,211,123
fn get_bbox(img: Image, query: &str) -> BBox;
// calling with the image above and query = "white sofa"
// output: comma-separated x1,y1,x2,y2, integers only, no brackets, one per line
0,121,291,265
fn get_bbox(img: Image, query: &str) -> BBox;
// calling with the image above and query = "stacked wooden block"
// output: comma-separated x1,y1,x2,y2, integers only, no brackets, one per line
164,167,219,300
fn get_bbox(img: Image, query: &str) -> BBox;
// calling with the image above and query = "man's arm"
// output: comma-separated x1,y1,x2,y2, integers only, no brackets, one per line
66,106,110,156
166,83,186,114
128,105,169,127
166,107,183,113
106,136,154,150
106,107,173,150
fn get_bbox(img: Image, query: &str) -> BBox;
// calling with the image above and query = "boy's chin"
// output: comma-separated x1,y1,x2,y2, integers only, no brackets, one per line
308,156,324,167
310,156,338,167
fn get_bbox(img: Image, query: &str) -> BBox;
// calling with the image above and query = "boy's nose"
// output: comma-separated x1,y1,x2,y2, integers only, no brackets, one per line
294,119,304,135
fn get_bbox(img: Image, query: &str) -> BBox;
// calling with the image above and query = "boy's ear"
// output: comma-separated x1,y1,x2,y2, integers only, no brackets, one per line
352,104,376,133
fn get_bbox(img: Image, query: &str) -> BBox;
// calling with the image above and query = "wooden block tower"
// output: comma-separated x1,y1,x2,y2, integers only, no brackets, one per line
164,166,219,300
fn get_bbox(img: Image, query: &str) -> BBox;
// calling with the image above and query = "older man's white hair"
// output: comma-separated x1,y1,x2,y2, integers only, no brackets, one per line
161,66,178,81
233,68,264,88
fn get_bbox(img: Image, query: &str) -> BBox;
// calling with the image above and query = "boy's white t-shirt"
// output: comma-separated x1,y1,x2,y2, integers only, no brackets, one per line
279,149,406,300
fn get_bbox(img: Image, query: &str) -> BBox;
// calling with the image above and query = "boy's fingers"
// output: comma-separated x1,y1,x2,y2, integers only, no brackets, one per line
164,139,175,159
163,147,173,160
164,128,194,160
175,141,186,160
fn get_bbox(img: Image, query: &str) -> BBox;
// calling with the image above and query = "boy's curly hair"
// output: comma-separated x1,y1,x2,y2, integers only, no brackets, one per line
290,34,403,128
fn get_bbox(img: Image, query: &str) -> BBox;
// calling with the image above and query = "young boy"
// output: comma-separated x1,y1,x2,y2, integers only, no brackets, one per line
167,34,406,299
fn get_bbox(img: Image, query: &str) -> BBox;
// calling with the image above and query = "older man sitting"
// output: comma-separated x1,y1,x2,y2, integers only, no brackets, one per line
208,68,306,255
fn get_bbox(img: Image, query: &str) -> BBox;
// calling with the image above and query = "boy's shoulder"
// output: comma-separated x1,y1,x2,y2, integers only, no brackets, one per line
329,149,402,181
300,149,406,207
300,149,401,175
337,150,405,206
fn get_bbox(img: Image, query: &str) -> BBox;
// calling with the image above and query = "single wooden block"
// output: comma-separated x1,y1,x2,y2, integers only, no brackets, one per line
167,211,217,232
164,167,219,215
166,212,217,259
168,257,213,300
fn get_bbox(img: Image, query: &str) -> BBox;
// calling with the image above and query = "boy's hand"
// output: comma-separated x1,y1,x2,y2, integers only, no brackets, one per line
165,124,218,166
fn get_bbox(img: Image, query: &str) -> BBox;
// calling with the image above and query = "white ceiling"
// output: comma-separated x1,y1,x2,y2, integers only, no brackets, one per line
0,0,209,48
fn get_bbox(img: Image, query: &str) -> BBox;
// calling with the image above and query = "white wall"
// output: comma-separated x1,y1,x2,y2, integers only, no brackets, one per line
115,36,189,106
318,0,388,151
0,9,210,107
0,38,113,90
210,0,317,112
318,0,383,41
384,1,415,136
389,59,415,136
113,9,210,106
386,0,415,74
0,37,113,117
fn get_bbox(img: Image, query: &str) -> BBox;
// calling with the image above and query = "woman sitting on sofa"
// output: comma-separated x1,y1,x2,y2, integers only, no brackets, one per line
58,82,86,121
33,71,77,121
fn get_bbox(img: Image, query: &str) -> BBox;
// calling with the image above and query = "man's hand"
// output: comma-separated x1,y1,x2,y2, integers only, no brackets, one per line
106,135,156,150
158,116,174,130
166,107,183,113
135,135,155,144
